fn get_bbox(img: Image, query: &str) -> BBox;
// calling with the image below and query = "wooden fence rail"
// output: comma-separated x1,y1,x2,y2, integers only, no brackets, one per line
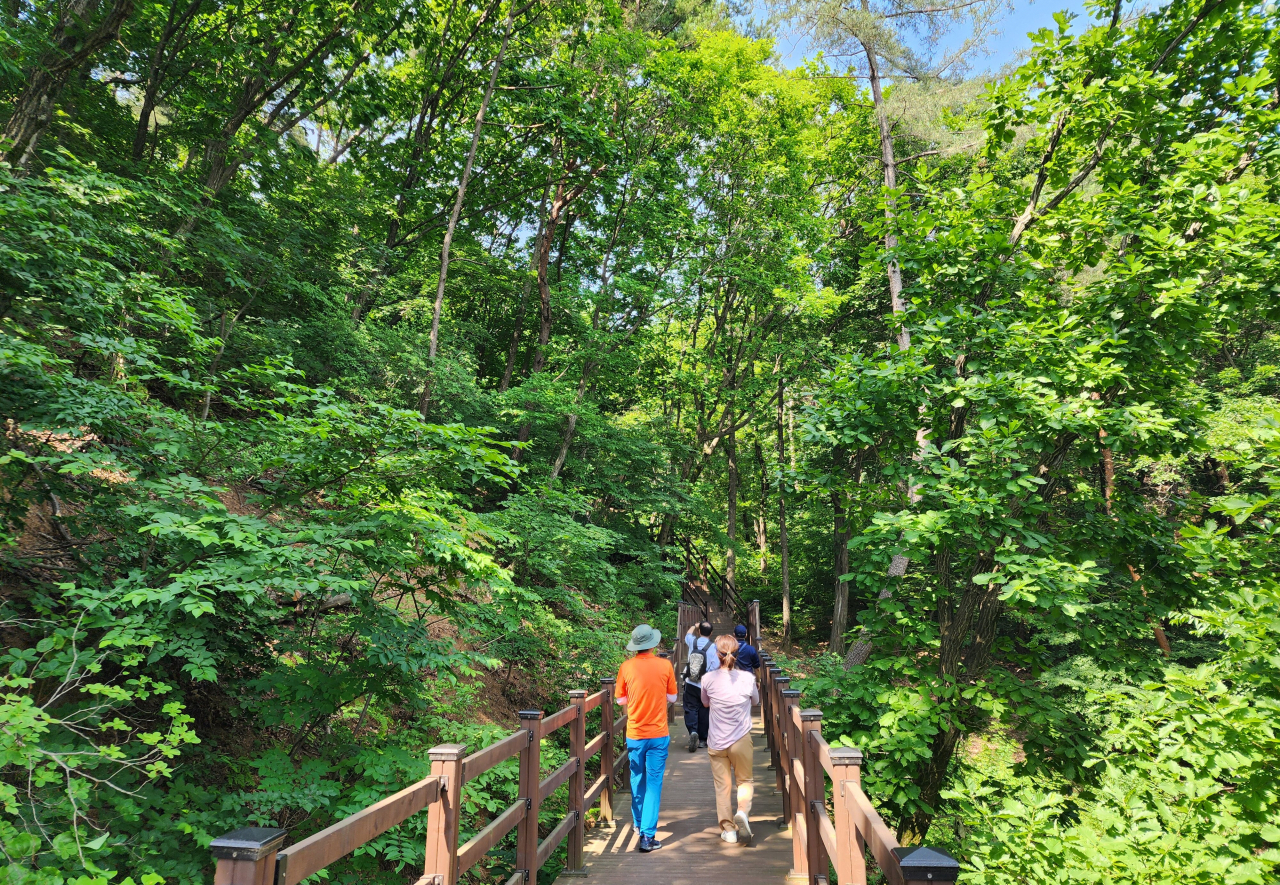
209,678,626,885
757,650,960,885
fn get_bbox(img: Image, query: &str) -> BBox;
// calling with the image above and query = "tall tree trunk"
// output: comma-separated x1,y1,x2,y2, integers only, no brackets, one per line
859,33,908,352
2,0,136,170
777,373,791,649
131,0,202,162
200,294,257,421
499,186,550,393
425,4,514,369
726,415,738,587
829,489,851,654
754,440,768,574
844,40,926,669
547,367,591,484
499,274,533,392
511,155,599,460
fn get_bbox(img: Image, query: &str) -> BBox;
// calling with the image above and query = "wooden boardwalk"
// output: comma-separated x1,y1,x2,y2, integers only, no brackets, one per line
562,716,796,885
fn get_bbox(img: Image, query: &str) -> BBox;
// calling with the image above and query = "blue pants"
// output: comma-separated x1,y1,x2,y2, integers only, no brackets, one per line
627,736,670,837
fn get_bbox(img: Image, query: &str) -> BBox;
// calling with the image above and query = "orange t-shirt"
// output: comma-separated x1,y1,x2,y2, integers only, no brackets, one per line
615,652,676,740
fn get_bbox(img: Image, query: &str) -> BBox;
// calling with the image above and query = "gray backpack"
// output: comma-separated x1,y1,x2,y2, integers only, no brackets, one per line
685,637,712,682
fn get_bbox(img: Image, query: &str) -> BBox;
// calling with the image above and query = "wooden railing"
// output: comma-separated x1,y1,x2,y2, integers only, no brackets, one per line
677,535,747,621
209,680,628,885
757,652,960,885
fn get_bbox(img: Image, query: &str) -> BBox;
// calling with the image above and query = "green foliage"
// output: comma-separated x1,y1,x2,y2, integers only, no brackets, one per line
4,0,1279,879
944,435,1280,883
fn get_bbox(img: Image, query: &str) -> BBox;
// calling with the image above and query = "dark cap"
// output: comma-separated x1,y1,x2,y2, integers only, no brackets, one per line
734,624,747,638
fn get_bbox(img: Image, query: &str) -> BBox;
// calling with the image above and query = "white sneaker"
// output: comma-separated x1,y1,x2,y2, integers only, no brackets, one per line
720,829,738,844
734,810,753,846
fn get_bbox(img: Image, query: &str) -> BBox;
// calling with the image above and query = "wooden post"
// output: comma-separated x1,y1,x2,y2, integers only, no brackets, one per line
658,650,675,724
567,689,587,872
781,688,805,883
800,709,828,885
894,846,961,885
211,827,286,885
599,677,616,825
773,676,790,795
423,743,466,885
830,746,866,885
516,710,543,885
751,599,761,646
760,658,776,760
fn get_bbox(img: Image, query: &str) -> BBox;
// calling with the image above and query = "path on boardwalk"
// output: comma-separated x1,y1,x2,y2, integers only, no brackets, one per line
561,716,794,884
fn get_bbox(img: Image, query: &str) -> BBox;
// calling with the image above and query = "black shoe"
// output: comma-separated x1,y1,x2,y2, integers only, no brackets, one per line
687,731,698,752
638,835,662,852
699,739,707,748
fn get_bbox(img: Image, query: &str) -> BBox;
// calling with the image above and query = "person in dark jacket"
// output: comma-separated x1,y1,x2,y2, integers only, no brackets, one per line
733,625,761,672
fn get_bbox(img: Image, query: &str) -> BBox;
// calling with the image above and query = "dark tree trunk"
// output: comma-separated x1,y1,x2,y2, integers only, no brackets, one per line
777,372,791,649
829,490,851,654
2,0,136,170
726,415,738,586
754,440,768,574
426,3,515,369
131,0,202,162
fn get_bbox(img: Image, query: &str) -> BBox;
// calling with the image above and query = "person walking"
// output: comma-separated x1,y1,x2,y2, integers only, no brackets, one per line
733,624,761,672
700,634,759,845
615,623,677,852
682,620,718,751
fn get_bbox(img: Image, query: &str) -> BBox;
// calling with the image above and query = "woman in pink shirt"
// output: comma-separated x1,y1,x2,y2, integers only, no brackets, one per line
699,634,760,845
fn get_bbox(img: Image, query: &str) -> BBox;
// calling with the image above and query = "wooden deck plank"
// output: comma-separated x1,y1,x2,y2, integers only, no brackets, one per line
559,715,795,884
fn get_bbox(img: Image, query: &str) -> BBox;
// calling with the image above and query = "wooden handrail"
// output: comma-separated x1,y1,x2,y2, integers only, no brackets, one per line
583,774,607,809
848,783,906,885
808,730,834,782
456,799,526,873
813,802,838,862
536,811,576,869
543,703,577,733
274,776,441,885
538,756,579,802
461,729,527,782
754,634,961,885
211,679,621,885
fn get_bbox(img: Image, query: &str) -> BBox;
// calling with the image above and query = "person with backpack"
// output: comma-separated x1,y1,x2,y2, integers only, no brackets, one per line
682,621,718,752
700,634,759,845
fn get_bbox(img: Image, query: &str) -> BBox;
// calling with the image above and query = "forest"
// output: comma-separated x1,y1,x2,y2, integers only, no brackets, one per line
1,0,1278,880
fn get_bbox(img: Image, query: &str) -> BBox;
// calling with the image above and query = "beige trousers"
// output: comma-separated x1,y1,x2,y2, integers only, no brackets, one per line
707,732,754,831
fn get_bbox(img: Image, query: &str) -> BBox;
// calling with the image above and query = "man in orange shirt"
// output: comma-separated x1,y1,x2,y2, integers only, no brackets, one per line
615,623,677,852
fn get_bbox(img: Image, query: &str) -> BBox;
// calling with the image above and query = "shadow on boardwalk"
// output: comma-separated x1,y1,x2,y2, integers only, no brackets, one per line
560,717,795,885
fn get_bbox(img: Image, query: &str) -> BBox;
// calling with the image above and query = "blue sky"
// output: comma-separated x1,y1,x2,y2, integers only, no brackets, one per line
751,0,1097,73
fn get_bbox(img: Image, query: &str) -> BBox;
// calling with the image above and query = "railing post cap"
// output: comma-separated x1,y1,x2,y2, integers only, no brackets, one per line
893,846,961,881
753,598,760,604
781,688,801,699
599,676,616,685
568,689,588,698
518,709,545,720
829,746,864,766
210,827,287,861
800,708,823,722
767,666,782,675
428,742,468,761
